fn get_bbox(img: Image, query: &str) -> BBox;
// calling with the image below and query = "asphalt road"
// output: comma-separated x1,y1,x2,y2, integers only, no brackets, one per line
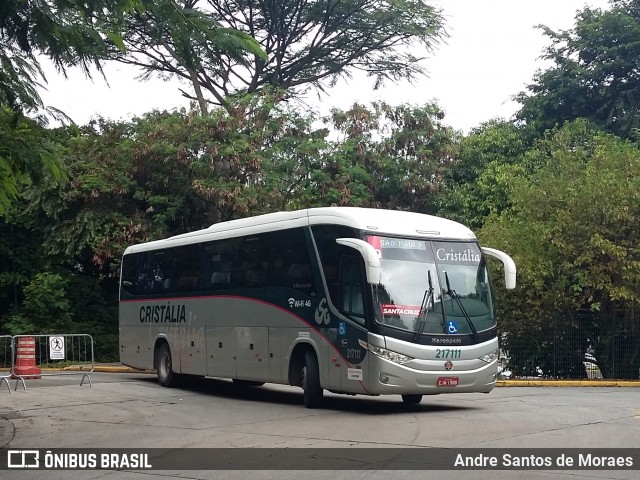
1,372,639,480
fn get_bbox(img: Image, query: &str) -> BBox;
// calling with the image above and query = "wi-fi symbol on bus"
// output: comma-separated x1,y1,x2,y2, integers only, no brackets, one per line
288,298,295,308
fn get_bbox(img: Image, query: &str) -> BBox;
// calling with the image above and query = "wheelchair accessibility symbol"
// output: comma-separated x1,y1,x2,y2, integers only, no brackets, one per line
339,322,346,335
446,321,459,335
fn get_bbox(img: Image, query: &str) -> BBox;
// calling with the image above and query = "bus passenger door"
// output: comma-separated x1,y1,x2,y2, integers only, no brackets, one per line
335,255,368,393
328,336,344,391
206,327,236,378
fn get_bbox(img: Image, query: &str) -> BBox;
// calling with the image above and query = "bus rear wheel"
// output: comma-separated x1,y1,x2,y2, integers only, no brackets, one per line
156,343,179,387
302,350,323,408
401,394,422,405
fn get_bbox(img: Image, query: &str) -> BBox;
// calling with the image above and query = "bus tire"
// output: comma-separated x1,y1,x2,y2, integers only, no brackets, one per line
401,394,422,405
156,343,179,387
302,350,323,408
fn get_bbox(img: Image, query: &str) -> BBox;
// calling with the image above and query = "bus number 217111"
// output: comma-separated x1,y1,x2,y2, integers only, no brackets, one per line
435,349,461,359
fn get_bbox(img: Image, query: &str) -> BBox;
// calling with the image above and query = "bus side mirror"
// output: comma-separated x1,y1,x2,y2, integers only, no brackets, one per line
481,247,517,290
336,238,381,285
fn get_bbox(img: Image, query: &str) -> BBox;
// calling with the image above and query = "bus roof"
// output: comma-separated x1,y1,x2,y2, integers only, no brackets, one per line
123,207,476,254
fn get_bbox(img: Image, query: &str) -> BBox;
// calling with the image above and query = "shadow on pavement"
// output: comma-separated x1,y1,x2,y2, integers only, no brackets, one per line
136,375,479,415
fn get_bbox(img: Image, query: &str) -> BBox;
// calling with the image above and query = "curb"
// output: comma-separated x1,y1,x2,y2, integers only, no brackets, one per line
66,365,155,374
497,379,640,387
33,365,155,374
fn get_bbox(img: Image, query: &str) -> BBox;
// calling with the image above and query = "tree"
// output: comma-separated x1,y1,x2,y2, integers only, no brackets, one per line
0,0,139,115
117,0,446,110
481,120,640,378
302,102,458,212
0,0,264,212
17,95,327,277
3,272,74,335
435,120,536,229
0,108,65,214
0,0,139,213
16,97,456,282
114,0,265,115
516,0,640,139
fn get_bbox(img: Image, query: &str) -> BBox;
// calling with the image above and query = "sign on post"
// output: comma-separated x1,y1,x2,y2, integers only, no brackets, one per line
49,336,65,360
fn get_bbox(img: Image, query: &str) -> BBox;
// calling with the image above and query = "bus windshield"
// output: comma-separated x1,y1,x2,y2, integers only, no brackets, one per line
367,236,495,337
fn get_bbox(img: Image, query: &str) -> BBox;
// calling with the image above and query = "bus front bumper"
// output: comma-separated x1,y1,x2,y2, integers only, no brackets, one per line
365,356,498,395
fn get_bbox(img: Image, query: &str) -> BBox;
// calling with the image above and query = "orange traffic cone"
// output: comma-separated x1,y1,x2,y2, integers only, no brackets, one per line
13,336,41,379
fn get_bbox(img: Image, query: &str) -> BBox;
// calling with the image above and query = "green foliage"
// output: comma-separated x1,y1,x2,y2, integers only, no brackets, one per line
1,0,142,213
436,120,536,229
516,0,640,139
0,267,118,360
0,217,48,311
3,272,73,335
1,0,141,114
63,272,118,361
0,39,44,114
119,0,265,113
307,102,458,212
481,120,640,378
0,107,65,214
17,98,458,283
16,95,328,279
0,0,264,212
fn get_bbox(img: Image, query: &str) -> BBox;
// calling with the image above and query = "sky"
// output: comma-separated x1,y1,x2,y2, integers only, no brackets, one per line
39,0,612,133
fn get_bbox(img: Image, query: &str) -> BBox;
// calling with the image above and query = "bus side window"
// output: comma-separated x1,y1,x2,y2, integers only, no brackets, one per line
287,263,312,293
339,255,365,322
210,271,231,286
244,264,267,287
120,254,140,296
271,229,318,296
172,245,202,292
310,224,359,310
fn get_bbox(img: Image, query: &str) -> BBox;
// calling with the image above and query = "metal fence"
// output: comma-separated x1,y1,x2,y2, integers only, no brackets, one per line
499,313,640,380
1,334,94,393
0,334,24,392
16,334,94,370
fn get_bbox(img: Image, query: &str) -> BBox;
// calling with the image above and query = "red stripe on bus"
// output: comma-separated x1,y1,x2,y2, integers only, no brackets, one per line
120,294,370,394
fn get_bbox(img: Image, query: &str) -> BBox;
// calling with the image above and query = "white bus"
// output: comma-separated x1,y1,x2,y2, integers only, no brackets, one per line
119,207,516,407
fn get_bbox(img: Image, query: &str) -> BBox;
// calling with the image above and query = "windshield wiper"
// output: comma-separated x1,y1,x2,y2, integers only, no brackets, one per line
414,271,434,342
444,271,478,341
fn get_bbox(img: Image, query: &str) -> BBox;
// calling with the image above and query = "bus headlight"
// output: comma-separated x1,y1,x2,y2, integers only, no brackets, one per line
478,349,499,364
368,344,413,364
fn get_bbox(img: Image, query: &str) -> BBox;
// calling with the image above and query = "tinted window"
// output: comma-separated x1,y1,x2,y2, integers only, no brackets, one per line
339,256,365,320
311,225,365,322
121,227,318,297
121,249,175,296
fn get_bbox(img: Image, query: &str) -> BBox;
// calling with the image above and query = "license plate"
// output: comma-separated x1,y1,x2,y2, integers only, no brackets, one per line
437,376,459,387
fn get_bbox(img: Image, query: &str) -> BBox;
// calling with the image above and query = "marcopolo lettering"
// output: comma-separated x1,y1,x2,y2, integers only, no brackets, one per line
431,337,463,345
139,303,186,323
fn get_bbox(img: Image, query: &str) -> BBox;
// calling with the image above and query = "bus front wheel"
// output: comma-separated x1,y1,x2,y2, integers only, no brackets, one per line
401,394,422,405
302,350,323,408
156,343,179,387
